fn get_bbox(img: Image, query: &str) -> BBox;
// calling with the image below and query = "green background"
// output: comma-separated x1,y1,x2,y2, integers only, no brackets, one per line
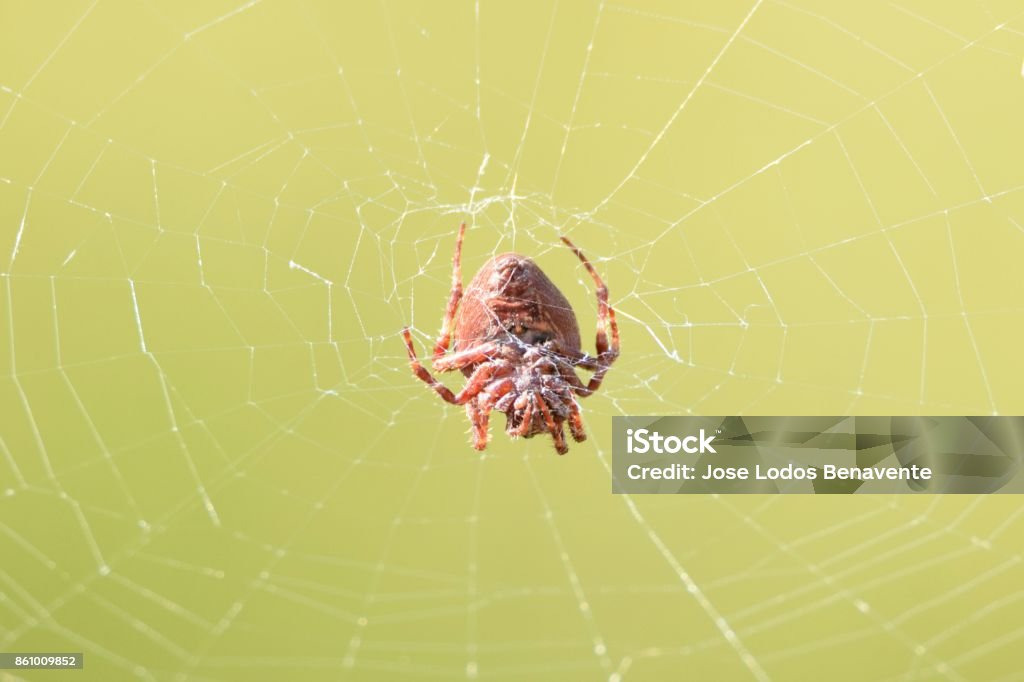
2,1,1024,680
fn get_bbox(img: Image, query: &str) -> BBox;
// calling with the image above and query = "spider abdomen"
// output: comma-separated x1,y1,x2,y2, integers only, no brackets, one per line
453,253,582,358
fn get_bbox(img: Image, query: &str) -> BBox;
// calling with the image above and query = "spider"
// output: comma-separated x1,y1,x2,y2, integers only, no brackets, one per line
402,223,619,454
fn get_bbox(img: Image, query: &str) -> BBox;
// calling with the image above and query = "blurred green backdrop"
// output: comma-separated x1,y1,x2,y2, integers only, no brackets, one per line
2,1,1024,680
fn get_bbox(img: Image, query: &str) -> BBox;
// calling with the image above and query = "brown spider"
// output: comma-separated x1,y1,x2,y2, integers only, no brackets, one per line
402,223,619,454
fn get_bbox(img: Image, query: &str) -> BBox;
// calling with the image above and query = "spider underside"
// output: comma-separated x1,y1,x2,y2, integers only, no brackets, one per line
402,224,619,454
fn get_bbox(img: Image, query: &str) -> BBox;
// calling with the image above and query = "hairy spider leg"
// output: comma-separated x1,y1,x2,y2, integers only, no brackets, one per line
509,393,536,436
513,398,535,438
560,236,621,397
465,401,484,448
536,395,568,455
553,351,610,402
567,398,586,442
556,363,590,396
577,307,619,395
432,222,467,361
468,377,515,450
432,342,500,373
402,328,503,403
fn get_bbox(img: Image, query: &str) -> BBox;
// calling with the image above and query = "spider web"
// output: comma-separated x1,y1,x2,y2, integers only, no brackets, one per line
2,1,1024,680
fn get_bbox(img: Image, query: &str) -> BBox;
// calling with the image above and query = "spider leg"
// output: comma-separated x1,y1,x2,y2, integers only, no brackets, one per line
469,377,515,450
536,397,568,455
554,349,600,372
403,328,499,404
556,360,600,399
432,342,499,373
567,398,586,442
561,237,620,396
579,306,618,395
465,401,485,448
513,398,535,437
432,222,467,361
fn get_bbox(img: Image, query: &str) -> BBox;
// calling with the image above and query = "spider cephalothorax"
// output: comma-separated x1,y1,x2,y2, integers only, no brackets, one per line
402,223,619,454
